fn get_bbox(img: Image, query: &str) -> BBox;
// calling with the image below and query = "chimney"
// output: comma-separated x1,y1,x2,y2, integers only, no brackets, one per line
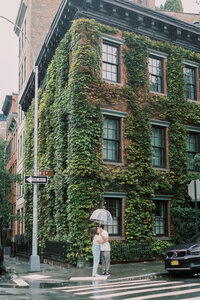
128,0,155,9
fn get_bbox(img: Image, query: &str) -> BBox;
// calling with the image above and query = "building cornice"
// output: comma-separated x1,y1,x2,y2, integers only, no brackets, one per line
2,95,12,116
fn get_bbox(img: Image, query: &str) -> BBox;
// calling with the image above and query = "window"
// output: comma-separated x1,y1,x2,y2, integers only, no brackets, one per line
20,135,23,158
104,197,122,236
154,201,167,236
151,125,166,168
17,210,20,234
149,56,164,93
188,131,200,171
102,41,120,83
21,208,24,234
24,57,26,81
103,116,121,162
184,65,197,100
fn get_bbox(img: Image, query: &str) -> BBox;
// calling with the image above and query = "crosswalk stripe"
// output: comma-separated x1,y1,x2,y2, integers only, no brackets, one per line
90,283,200,299
76,281,181,296
12,279,29,287
126,288,200,299
180,297,200,300
53,279,150,290
65,280,167,294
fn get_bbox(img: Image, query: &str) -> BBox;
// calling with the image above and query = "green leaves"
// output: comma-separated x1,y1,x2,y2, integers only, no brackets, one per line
23,18,200,261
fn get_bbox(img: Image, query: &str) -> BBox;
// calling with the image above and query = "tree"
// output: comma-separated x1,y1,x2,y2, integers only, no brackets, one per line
0,137,17,246
162,0,183,12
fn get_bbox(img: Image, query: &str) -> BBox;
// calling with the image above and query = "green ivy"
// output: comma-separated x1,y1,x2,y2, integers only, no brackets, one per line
23,18,200,263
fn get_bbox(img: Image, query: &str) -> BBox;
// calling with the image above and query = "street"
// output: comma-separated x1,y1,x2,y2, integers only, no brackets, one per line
1,273,200,299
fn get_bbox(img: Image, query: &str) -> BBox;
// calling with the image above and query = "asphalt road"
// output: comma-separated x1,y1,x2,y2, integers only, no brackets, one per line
1,273,200,299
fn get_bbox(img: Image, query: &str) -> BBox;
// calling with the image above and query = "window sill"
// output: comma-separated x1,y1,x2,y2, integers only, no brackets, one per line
150,91,167,97
103,161,125,166
103,80,123,87
109,236,125,241
155,236,171,241
153,167,169,172
188,99,199,104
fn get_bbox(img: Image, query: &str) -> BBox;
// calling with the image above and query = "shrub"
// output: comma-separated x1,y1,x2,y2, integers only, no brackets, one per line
171,207,199,244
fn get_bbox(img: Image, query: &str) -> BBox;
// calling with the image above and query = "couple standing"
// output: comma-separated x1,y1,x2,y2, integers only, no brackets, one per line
92,225,110,277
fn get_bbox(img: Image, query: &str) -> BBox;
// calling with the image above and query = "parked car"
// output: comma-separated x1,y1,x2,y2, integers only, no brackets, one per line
165,243,200,275
0,246,3,268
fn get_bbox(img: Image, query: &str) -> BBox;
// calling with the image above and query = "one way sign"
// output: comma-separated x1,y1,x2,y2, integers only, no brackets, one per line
25,175,48,184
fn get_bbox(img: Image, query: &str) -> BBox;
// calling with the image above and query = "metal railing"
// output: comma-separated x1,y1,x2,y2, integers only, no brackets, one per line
111,243,152,262
43,241,68,261
12,236,153,263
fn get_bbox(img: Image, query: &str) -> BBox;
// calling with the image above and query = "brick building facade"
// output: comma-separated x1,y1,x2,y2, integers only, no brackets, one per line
13,0,200,261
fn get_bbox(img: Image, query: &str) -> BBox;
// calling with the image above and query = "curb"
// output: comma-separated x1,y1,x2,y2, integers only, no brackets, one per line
109,272,168,282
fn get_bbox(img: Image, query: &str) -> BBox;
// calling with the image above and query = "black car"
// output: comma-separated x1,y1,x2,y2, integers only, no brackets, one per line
165,243,200,275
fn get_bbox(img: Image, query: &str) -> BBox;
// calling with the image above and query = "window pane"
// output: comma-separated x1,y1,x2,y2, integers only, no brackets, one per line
149,56,163,93
184,66,196,100
104,198,122,236
102,41,119,82
188,132,199,171
152,126,166,168
103,117,120,162
154,201,167,236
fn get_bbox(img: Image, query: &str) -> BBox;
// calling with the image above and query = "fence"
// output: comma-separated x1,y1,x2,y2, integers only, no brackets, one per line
12,234,32,257
12,237,153,263
111,242,153,262
43,241,68,261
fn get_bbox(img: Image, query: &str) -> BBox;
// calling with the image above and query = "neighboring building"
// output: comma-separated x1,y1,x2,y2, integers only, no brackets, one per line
16,0,200,261
2,94,18,243
14,0,62,236
0,114,7,139
157,10,199,25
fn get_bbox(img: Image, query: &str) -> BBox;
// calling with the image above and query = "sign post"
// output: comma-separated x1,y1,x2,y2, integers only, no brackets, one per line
188,179,200,239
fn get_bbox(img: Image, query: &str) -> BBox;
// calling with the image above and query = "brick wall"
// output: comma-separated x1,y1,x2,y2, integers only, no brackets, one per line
31,0,62,65
129,0,155,9
158,10,199,25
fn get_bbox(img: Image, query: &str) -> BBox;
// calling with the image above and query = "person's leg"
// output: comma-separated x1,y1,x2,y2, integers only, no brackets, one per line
104,251,110,274
92,245,100,276
101,251,106,274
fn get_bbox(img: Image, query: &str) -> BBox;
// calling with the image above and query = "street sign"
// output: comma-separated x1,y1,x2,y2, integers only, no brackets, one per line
39,170,54,176
188,179,200,202
25,175,48,184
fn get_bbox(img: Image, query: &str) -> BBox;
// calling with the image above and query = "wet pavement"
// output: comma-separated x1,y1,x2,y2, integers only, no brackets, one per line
0,255,168,299
2,255,167,281
1,256,200,299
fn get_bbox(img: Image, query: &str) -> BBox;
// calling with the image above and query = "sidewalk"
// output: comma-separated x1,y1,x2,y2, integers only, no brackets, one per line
2,255,167,282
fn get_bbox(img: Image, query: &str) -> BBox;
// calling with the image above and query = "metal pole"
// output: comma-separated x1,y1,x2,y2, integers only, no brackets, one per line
0,15,40,271
194,180,199,240
30,65,40,271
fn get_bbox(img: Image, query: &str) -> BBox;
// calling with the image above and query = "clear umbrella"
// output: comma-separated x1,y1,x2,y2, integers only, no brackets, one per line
90,208,113,225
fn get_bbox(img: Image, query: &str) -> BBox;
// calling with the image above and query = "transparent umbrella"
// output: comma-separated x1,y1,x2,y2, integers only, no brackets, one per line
90,208,113,225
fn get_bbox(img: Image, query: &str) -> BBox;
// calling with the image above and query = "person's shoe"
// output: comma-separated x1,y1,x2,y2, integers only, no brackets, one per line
101,272,106,275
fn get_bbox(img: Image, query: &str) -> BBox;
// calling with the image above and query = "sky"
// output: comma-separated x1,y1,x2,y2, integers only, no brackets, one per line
0,0,199,113
155,0,200,12
0,0,21,112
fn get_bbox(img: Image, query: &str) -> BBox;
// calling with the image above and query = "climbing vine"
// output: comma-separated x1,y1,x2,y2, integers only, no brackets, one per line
23,18,200,263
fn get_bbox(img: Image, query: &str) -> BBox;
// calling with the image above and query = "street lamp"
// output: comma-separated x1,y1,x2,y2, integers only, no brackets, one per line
0,16,40,271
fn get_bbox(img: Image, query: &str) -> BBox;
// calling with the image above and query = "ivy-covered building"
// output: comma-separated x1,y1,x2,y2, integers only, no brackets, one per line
18,0,200,262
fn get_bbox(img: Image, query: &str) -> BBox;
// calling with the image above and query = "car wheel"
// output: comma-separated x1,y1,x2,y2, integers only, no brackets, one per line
168,271,180,277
